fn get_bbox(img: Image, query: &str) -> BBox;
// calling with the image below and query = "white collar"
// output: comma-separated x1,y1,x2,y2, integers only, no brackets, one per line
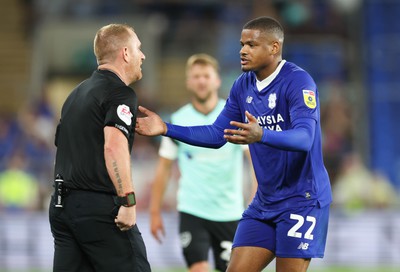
256,60,286,91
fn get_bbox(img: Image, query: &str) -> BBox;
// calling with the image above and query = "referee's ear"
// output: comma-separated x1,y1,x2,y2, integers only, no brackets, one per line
122,47,129,63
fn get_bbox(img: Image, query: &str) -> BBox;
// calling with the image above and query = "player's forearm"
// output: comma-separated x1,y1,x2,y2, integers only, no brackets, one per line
260,117,316,151
149,184,166,214
150,178,168,214
165,123,226,148
150,160,172,213
164,111,234,148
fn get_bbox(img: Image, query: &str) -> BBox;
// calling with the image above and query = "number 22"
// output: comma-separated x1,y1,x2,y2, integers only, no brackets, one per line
287,214,316,240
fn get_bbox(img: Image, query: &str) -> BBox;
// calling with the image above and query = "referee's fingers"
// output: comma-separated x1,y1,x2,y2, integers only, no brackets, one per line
119,224,133,231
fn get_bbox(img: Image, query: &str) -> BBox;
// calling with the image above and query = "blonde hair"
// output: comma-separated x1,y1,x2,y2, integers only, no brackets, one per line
186,53,219,74
94,24,134,65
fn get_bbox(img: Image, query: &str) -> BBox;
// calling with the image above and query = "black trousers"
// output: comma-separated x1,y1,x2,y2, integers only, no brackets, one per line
49,189,151,272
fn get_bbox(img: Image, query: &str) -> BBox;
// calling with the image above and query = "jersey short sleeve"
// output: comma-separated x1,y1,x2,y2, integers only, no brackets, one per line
103,86,138,140
159,136,178,160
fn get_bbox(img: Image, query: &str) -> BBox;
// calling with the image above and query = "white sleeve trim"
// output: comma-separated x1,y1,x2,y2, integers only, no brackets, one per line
158,136,178,160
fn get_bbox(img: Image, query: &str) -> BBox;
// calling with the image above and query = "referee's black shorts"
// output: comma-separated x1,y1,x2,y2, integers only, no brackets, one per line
49,189,151,272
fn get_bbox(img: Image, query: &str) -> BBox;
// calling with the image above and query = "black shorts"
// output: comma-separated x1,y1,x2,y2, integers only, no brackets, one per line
179,212,239,271
49,189,151,272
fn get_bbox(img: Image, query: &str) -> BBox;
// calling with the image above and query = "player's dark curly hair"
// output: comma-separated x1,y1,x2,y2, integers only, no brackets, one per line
243,16,284,43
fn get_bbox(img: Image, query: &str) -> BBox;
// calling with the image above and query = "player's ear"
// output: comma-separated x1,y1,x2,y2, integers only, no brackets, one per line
271,41,280,55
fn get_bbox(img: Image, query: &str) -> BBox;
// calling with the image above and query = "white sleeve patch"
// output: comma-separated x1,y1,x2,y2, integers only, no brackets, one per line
117,104,133,126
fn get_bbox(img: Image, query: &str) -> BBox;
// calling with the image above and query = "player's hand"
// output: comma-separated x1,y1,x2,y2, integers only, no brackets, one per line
224,111,263,144
115,205,136,232
135,106,167,136
150,212,165,243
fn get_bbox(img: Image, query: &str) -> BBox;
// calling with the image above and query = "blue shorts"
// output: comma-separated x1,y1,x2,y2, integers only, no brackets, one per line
232,204,330,258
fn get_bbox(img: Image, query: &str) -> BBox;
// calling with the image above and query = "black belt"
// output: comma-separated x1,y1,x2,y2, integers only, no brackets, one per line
63,187,116,196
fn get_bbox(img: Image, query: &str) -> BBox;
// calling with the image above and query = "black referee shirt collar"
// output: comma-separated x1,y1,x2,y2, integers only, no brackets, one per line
97,69,125,84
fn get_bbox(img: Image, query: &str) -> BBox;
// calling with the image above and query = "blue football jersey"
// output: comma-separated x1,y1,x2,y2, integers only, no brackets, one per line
224,61,332,210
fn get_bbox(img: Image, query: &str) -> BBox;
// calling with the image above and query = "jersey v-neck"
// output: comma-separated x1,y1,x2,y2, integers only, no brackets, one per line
256,60,286,91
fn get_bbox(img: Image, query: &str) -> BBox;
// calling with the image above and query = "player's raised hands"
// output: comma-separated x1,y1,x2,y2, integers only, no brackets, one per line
223,111,263,144
135,106,167,136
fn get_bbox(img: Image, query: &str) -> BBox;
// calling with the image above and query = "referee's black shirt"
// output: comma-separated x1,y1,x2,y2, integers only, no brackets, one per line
54,69,137,194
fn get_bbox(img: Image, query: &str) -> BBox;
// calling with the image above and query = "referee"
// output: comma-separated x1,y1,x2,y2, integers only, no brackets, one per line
49,24,151,271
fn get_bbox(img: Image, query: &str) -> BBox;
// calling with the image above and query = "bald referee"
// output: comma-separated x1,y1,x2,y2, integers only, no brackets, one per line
49,24,151,271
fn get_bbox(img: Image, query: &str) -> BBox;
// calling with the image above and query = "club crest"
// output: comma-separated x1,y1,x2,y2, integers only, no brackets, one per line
180,231,192,248
268,93,277,109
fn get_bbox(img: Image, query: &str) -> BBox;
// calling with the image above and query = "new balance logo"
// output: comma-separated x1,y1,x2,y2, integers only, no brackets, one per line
297,242,309,250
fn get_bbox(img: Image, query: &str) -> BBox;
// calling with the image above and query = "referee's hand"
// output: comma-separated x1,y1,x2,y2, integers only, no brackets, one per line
115,205,136,231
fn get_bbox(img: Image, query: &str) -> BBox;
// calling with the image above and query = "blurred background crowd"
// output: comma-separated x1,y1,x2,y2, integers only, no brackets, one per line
0,0,400,270
1,0,399,213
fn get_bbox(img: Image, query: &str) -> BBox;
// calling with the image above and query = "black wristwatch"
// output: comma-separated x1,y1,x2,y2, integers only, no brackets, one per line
116,192,136,207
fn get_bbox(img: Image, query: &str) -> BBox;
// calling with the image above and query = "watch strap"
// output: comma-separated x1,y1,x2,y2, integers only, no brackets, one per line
116,191,136,207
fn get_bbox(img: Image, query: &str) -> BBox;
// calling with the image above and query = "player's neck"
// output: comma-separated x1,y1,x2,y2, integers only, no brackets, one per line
192,95,219,115
256,57,282,81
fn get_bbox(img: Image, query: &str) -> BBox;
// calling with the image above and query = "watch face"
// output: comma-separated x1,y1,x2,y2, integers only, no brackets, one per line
127,193,136,205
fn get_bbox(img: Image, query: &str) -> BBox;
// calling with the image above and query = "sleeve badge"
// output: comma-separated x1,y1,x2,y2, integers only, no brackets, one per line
117,104,133,126
302,90,317,109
